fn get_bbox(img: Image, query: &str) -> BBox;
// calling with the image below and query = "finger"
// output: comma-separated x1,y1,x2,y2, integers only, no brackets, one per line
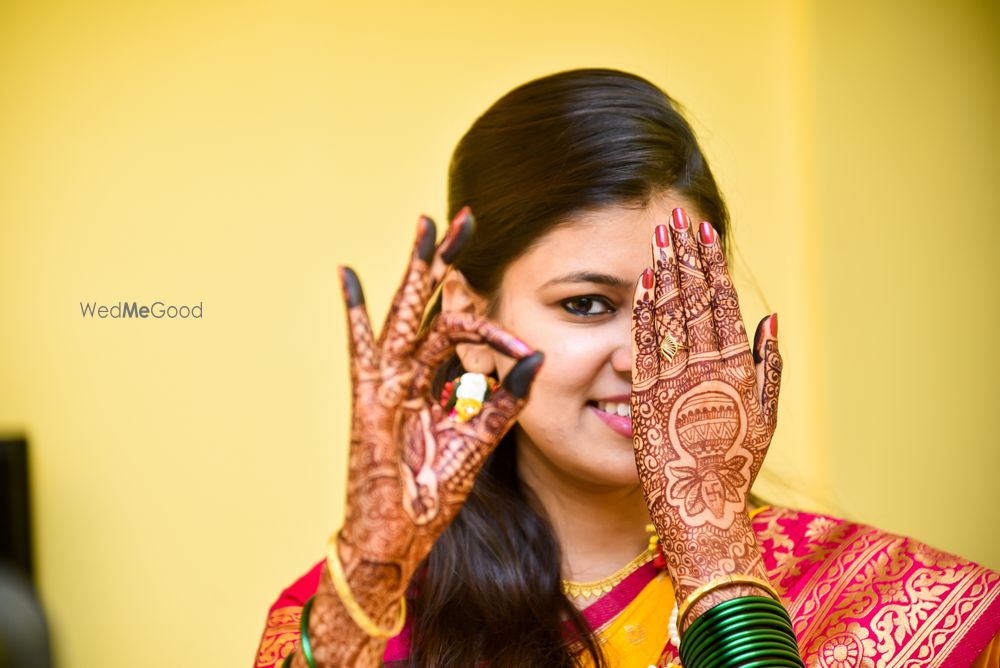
378,216,439,364
339,266,377,377
419,312,533,363
380,207,475,366
409,312,534,399
698,221,750,358
378,207,475,365
651,222,688,374
428,206,476,287
753,314,782,430
631,266,660,391
671,207,720,359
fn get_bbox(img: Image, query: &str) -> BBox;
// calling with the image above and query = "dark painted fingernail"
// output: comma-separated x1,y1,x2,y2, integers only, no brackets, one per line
671,207,688,231
441,206,475,263
340,266,365,307
655,224,670,248
502,351,544,399
699,221,716,246
642,267,654,289
416,216,437,263
769,313,778,337
753,317,766,364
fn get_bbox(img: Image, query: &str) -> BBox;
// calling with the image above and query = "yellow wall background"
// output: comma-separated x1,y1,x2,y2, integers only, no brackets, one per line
1,1,997,665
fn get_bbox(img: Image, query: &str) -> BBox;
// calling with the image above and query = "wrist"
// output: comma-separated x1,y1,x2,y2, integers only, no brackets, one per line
650,507,769,597
333,531,414,611
678,574,780,634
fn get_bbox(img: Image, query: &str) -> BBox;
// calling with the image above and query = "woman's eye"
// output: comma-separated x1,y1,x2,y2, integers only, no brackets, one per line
561,296,614,317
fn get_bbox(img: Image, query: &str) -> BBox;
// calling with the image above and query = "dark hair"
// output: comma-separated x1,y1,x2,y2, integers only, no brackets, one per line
408,68,731,667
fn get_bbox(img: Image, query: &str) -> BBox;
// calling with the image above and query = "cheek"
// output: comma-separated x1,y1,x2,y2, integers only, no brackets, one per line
512,335,608,450
492,297,611,399
516,333,607,401
553,338,597,380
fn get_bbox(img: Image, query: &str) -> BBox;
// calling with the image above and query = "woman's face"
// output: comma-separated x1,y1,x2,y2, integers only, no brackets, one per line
483,192,700,489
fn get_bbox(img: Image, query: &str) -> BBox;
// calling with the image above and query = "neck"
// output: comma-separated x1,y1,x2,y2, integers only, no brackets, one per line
515,436,651,586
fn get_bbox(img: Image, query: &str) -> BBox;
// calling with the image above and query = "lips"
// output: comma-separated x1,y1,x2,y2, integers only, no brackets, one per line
587,399,633,438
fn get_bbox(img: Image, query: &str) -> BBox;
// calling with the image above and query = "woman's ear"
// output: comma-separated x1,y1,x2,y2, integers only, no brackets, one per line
441,270,497,375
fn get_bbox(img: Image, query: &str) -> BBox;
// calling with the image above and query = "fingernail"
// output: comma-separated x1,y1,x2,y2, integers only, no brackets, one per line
753,322,764,365
655,224,670,248
416,216,437,263
671,207,688,231
503,351,544,399
642,267,654,289
699,222,716,246
340,266,365,308
441,207,475,263
438,209,463,252
769,313,778,337
507,337,533,359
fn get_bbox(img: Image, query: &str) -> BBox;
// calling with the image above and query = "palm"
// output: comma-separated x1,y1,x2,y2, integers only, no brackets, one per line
633,358,769,528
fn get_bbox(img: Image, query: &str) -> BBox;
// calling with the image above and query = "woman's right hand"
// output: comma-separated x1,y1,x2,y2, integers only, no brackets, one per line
335,208,543,611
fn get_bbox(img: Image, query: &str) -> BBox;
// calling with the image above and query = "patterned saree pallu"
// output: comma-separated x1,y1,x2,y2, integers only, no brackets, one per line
752,507,1000,668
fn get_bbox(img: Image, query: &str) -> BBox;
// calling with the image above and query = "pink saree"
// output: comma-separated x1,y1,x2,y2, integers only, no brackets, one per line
254,507,1000,667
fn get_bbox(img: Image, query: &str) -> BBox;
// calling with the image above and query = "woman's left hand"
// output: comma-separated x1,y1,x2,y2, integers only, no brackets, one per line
629,207,782,612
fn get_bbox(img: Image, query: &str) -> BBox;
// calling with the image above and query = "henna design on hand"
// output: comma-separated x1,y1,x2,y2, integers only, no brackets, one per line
297,210,544,667
631,210,783,630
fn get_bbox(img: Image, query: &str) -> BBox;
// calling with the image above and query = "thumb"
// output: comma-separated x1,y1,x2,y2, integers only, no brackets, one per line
753,314,782,430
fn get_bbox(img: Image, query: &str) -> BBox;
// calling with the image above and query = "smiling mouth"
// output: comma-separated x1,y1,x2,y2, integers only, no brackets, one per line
589,400,631,418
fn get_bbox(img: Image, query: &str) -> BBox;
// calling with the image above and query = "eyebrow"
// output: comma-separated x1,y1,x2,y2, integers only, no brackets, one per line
541,271,632,290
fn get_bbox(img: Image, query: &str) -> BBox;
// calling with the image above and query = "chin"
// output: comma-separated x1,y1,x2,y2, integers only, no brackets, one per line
575,446,641,487
592,468,641,487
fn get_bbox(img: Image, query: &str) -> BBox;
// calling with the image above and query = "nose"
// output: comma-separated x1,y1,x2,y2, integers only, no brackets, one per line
611,343,631,376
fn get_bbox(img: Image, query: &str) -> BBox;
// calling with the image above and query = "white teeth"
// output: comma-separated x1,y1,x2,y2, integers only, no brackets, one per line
597,401,631,418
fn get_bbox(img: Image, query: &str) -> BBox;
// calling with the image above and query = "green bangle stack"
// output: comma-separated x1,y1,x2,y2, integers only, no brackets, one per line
679,596,804,668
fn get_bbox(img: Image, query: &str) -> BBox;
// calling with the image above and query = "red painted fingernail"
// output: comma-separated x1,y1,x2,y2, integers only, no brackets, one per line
655,224,670,248
671,207,688,231
641,268,654,289
769,313,778,337
699,222,716,246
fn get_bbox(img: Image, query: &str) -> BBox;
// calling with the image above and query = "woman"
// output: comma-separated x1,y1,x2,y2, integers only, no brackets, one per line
255,69,1000,667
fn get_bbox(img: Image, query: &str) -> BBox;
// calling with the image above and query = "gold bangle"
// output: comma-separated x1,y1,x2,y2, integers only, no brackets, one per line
326,531,407,639
677,573,782,634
